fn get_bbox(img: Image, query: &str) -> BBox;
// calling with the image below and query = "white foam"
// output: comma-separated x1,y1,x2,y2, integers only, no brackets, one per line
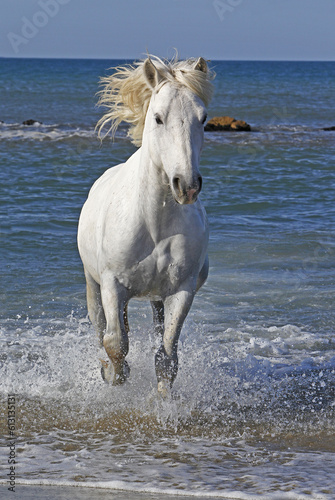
0,121,128,142
0,479,331,499
1,315,334,500
1,316,334,410
0,125,96,141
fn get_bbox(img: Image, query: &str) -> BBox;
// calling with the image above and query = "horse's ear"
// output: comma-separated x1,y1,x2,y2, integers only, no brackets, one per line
194,57,208,74
143,58,164,89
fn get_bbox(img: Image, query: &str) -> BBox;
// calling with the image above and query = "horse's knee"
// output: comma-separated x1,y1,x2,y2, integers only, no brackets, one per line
155,345,178,389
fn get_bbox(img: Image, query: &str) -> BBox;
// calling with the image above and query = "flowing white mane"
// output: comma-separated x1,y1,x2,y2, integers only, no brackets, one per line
96,55,215,146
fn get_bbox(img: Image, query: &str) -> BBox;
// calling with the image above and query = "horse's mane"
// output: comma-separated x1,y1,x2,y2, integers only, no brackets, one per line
96,55,215,147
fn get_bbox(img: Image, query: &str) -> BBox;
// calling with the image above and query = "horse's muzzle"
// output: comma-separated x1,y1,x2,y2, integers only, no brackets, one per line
172,175,202,205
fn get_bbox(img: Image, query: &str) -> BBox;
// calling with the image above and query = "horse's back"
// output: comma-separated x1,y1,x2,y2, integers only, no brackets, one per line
88,163,123,196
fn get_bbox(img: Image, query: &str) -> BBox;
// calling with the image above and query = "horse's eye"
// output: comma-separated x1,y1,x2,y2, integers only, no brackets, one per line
155,115,163,125
201,114,207,125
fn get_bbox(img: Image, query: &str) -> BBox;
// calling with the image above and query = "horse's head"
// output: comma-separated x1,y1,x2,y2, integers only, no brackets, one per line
96,55,214,204
143,58,210,205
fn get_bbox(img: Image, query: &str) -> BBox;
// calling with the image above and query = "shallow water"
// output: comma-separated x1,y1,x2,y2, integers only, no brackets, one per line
1,58,335,499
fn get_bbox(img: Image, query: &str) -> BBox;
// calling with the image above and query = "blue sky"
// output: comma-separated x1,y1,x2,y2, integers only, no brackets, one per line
1,0,335,60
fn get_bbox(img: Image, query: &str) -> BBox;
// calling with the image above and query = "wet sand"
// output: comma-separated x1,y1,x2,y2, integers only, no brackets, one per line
0,484,230,500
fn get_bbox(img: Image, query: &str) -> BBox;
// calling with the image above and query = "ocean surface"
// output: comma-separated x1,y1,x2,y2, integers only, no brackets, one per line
1,58,335,499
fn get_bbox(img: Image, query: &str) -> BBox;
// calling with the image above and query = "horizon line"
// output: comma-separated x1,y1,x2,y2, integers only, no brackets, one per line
1,55,335,63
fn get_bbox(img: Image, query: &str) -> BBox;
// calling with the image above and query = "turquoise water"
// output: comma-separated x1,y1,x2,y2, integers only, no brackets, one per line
1,58,335,499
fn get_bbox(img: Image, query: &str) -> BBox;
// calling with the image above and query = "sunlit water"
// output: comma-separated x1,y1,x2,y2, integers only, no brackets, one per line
1,59,335,499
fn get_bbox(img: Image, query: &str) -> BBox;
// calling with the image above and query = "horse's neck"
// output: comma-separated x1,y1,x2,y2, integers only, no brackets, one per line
136,143,175,241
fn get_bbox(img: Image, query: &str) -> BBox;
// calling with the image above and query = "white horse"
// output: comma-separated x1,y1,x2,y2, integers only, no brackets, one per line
77,55,214,395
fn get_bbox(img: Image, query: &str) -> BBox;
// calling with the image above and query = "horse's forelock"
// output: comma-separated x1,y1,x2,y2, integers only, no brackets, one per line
96,56,215,147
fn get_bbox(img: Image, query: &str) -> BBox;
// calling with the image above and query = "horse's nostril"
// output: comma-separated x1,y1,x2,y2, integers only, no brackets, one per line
172,176,182,195
172,174,202,203
198,175,203,193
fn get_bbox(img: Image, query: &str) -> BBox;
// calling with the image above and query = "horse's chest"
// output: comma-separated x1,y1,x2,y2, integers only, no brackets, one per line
120,236,198,298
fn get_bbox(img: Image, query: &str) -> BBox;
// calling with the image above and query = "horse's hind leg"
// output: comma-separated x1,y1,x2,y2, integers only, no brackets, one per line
85,269,106,345
151,300,164,338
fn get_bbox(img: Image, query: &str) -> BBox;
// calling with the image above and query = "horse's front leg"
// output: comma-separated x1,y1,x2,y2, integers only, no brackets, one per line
155,289,194,396
84,269,106,346
100,277,130,385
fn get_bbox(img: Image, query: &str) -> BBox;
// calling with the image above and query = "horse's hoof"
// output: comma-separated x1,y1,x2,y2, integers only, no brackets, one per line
100,359,130,385
157,380,171,399
100,359,114,383
123,360,130,379
114,360,130,384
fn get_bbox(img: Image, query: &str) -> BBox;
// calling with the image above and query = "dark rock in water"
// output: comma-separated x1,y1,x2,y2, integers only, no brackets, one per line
323,126,335,131
205,116,251,132
22,119,42,126
231,119,251,131
205,116,236,130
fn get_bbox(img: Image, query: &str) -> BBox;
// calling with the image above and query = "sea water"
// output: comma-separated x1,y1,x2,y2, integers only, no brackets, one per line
0,58,335,499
